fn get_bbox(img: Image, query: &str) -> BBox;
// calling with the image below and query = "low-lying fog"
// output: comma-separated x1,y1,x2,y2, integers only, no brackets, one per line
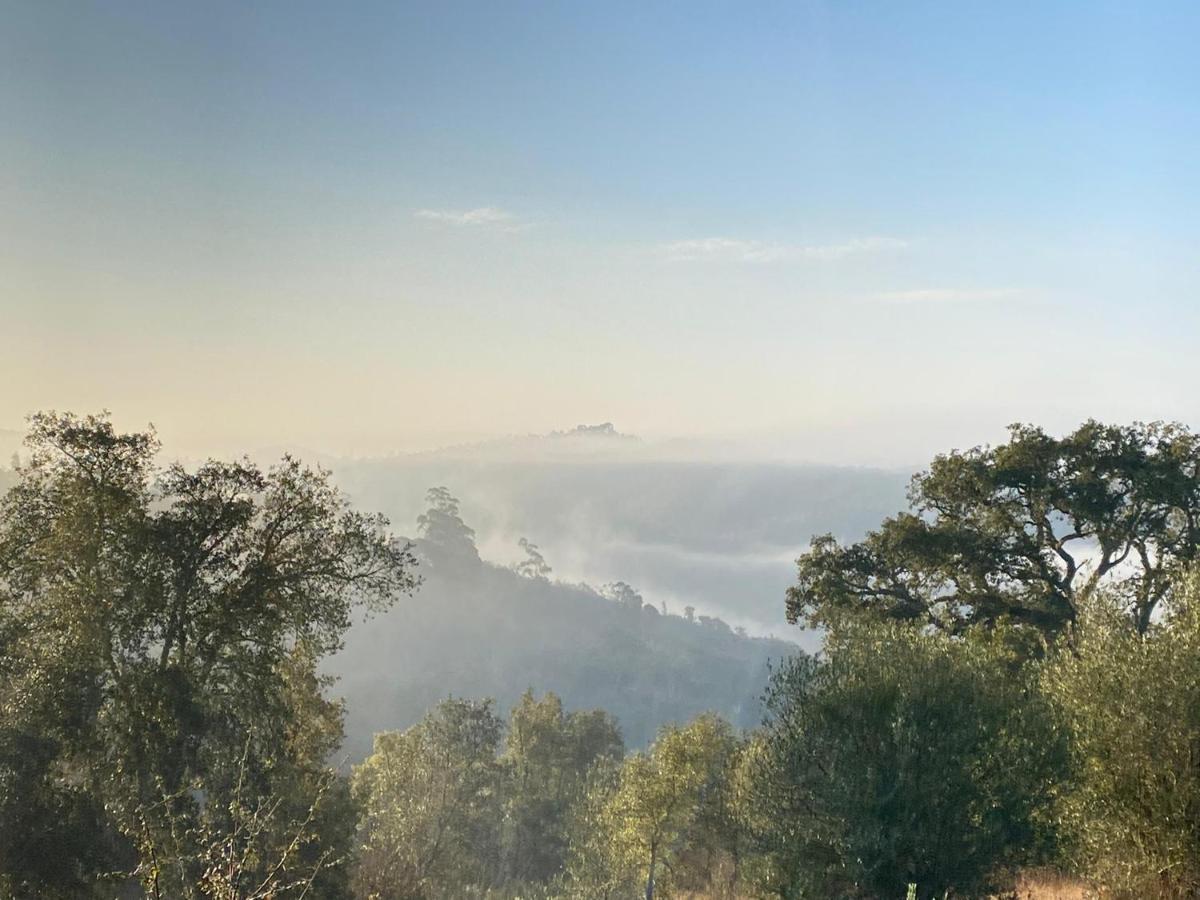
330,424,910,638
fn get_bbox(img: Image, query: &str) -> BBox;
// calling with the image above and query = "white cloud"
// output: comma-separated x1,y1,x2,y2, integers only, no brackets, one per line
414,206,520,228
661,235,907,263
874,288,1020,304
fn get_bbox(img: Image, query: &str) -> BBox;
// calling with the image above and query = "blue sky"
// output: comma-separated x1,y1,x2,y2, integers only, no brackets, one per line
3,1,1199,461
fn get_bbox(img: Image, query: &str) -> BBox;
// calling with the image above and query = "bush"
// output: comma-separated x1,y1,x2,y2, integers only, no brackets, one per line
749,622,1065,899
1042,578,1200,897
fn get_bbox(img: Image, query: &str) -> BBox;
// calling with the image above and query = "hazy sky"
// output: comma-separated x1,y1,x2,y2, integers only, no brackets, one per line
3,1,1199,462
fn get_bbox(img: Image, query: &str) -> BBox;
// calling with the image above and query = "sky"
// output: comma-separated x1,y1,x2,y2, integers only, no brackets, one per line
3,1,1199,464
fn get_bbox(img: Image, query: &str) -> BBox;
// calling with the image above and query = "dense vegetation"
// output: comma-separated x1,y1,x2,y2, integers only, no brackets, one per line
0,413,416,897
3,414,1200,897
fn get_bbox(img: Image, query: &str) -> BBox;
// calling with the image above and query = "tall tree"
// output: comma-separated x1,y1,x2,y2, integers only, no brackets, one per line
788,421,1200,638
513,537,552,580
0,412,417,896
566,714,739,900
351,698,505,899
416,486,480,569
500,690,622,885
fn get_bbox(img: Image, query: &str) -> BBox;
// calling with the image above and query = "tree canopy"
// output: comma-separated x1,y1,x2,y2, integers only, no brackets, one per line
749,623,1064,899
1042,576,1200,896
351,691,624,899
0,412,417,896
788,420,1200,638
8,413,1200,898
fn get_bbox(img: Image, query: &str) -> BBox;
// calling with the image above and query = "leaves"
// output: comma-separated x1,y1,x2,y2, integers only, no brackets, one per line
1042,577,1200,895
750,623,1066,899
789,420,1200,640
0,412,417,896
565,714,742,899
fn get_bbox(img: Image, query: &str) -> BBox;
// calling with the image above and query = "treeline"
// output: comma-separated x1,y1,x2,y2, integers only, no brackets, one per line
353,691,623,897
0,413,785,898
4,414,1200,898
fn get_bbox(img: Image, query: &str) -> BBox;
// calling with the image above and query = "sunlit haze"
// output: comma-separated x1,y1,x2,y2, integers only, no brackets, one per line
5,2,1199,463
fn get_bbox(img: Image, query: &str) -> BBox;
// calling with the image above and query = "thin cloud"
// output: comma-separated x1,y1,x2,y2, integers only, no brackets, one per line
414,206,523,229
875,288,1020,304
661,236,907,263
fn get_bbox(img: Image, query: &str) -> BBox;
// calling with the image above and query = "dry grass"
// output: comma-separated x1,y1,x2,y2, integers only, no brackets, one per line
677,869,1105,899
1006,868,1099,900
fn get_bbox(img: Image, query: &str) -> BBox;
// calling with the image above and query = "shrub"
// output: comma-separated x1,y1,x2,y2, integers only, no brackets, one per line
1042,578,1200,897
749,622,1065,899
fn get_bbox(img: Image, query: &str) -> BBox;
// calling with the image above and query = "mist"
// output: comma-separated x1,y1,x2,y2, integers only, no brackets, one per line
327,424,909,638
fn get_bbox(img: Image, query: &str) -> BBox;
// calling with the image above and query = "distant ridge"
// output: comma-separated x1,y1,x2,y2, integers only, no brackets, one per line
547,422,638,440
373,423,644,462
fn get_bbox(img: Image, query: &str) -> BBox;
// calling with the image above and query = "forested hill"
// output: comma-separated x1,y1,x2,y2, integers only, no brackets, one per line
329,490,799,760
330,434,909,635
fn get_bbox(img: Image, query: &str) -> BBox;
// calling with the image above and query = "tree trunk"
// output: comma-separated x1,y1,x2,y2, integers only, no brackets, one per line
645,844,656,900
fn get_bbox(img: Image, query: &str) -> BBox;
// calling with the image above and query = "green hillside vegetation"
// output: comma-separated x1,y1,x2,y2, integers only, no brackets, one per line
3,414,1200,898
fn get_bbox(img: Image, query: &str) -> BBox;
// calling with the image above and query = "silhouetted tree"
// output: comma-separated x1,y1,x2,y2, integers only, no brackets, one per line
790,421,1200,639
514,537,552,580
416,487,480,569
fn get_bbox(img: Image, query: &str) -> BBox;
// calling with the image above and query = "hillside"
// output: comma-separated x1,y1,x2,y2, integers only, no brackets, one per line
330,429,908,634
329,500,800,760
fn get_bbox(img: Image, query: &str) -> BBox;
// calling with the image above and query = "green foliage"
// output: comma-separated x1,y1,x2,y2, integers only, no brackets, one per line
352,692,623,899
564,713,743,899
1042,577,1200,897
0,411,417,896
500,690,622,886
12,414,1200,898
789,421,1200,639
749,623,1065,899
352,698,505,898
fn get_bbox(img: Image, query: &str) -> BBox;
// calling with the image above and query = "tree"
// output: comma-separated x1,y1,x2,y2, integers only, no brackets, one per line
513,537,552,580
416,486,480,569
0,411,417,895
351,698,505,899
500,691,622,886
749,623,1064,899
789,421,1200,639
566,714,740,900
670,729,749,899
134,736,354,900
601,581,643,611
1042,574,1200,896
